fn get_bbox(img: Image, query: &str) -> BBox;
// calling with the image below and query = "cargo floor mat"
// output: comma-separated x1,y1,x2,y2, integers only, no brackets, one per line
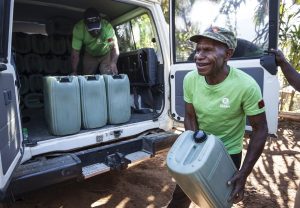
21,108,154,143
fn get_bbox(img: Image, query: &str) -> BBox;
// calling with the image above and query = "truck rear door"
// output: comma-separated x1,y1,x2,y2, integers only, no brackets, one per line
0,0,23,198
169,0,280,134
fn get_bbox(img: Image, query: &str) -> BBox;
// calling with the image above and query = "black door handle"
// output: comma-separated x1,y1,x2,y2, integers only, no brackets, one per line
3,90,12,105
260,54,278,75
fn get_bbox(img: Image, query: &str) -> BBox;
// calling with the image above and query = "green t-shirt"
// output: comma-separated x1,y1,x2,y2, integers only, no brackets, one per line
72,19,116,56
183,67,265,154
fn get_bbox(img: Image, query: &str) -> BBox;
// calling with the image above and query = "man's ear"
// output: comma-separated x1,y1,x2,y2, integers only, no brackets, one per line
224,48,234,61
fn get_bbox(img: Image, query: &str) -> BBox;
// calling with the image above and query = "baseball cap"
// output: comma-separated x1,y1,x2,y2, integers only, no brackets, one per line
84,8,101,32
190,26,237,50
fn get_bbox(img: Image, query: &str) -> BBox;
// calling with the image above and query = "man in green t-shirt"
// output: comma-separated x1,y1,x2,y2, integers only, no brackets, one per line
71,8,119,75
166,26,268,207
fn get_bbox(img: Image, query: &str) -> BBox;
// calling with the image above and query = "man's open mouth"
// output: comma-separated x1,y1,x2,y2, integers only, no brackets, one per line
196,62,210,67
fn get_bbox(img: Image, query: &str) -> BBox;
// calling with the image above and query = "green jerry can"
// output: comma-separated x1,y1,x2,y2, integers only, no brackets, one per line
43,76,81,136
104,74,131,124
78,75,107,129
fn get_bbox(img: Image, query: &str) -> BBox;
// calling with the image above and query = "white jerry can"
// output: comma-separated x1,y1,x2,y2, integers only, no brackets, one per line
167,130,237,208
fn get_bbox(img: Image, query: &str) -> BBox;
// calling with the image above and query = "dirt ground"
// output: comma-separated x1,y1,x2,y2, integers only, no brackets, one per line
4,120,300,208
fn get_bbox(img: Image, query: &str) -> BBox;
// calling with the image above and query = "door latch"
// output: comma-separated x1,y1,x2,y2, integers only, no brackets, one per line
113,130,123,138
3,90,12,105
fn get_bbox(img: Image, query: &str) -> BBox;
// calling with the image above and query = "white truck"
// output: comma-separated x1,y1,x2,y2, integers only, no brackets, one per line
0,0,280,199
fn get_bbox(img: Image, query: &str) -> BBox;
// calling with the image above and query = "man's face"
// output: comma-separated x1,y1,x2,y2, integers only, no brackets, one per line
194,37,231,77
89,29,101,37
85,16,101,37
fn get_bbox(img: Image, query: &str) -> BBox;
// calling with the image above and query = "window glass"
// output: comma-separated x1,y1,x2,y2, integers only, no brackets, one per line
0,0,10,62
115,13,157,53
115,21,136,52
174,0,269,62
0,0,5,59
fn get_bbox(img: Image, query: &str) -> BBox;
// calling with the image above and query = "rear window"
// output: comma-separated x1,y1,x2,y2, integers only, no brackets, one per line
115,13,157,53
0,0,10,62
173,0,270,62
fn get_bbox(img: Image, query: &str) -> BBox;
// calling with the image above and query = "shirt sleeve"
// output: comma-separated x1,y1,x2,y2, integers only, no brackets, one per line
72,22,84,51
104,20,118,44
242,81,265,116
183,73,193,104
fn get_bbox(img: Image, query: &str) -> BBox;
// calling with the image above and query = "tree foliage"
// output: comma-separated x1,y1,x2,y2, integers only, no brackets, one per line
115,14,156,52
278,0,300,111
279,1,300,72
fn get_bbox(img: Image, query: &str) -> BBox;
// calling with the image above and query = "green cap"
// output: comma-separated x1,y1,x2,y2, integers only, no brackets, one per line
190,26,237,50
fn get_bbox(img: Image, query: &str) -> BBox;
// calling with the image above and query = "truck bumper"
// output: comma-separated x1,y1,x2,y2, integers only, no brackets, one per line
6,131,177,198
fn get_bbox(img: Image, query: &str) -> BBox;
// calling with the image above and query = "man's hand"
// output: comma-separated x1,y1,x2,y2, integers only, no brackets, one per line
227,171,247,203
110,63,118,75
268,49,300,91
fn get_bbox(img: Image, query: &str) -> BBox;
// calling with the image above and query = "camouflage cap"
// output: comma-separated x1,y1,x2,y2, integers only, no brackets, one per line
190,26,237,50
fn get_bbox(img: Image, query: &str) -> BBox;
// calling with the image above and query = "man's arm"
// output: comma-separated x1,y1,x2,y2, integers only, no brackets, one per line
109,41,119,74
228,112,268,203
110,41,119,64
71,49,80,75
271,49,300,92
184,102,198,131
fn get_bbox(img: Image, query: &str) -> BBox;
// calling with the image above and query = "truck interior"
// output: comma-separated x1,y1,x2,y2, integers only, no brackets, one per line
12,0,165,143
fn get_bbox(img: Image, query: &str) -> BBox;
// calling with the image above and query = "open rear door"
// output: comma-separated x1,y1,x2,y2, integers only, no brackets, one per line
0,0,23,198
169,0,280,134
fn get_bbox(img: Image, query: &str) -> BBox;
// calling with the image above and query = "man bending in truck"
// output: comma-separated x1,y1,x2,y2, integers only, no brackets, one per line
166,26,268,207
71,8,119,75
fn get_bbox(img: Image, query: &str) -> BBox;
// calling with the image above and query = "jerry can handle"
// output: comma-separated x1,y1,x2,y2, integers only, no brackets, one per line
58,76,71,83
193,130,207,143
86,75,97,81
112,74,123,79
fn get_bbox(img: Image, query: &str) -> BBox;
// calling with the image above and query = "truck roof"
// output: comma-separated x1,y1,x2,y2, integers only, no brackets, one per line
14,0,140,23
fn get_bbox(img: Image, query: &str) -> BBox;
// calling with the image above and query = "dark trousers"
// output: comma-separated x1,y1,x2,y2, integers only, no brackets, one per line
167,152,242,208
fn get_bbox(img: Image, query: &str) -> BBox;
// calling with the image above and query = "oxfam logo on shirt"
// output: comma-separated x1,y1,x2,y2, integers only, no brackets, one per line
220,97,230,108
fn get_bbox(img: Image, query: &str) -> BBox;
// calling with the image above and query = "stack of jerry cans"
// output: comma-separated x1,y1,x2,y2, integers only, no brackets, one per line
43,76,81,136
166,131,237,208
104,74,131,124
78,75,107,129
